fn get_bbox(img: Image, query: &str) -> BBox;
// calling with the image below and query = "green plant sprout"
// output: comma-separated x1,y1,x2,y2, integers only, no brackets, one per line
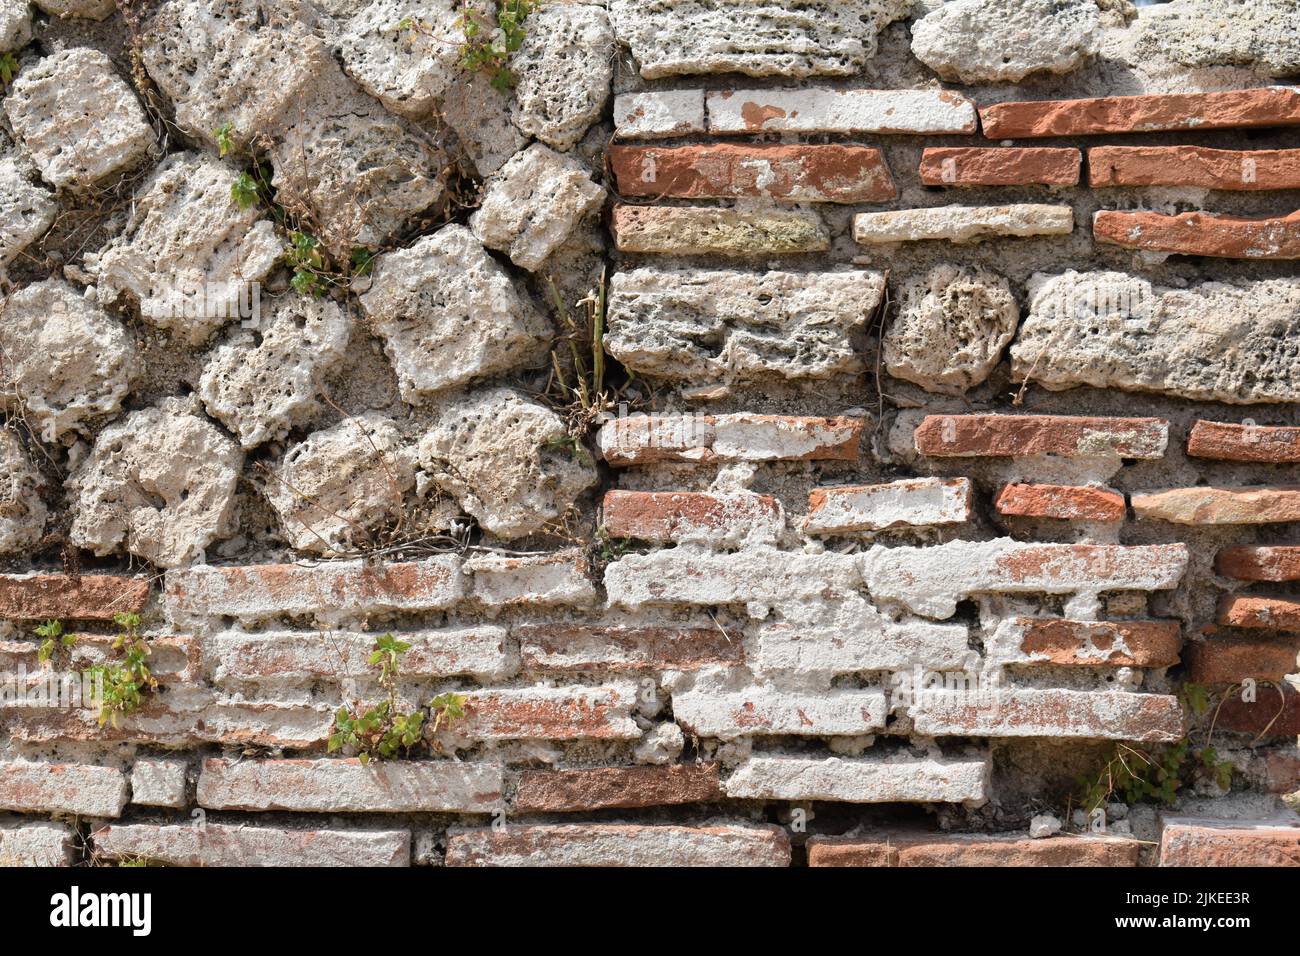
83,612,156,728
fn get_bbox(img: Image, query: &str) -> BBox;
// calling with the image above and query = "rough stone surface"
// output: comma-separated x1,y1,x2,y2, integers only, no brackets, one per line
0,279,134,440
1011,271,1300,404
0,823,73,867
724,755,989,804
0,156,55,266
446,822,790,866
0,430,46,555
34,0,115,18
0,0,32,51
130,758,189,808
1133,486,1300,525
267,415,415,555
0,760,129,817
612,204,829,255
606,268,884,382
89,152,282,345
198,295,353,449
1134,0,1300,77
360,225,550,401
93,822,410,867
68,398,244,568
885,264,1019,394
470,144,605,271
854,205,1073,245
418,388,598,540
441,71,528,177
334,0,463,118
910,0,1101,83
510,3,613,150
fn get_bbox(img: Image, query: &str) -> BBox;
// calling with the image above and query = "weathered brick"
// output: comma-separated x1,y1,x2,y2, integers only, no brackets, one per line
672,687,886,739
1212,683,1300,737
919,147,1080,186
1133,486,1300,524
860,540,1188,619
706,88,977,135
908,689,1184,742
0,761,128,817
979,87,1300,139
130,758,188,808
1089,146,1300,191
611,204,829,256
1218,595,1300,631
1188,420,1300,463
211,626,513,685
599,413,863,466
995,483,1126,522
804,478,972,534
165,556,464,625
459,685,642,741
1014,618,1182,667
513,763,722,813
606,546,859,609
913,414,1168,459
613,90,705,139
808,831,1141,867
445,822,790,867
1159,816,1300,866
609,143,896,203
1184,637,1300,684
93,822,411,867
1217,546,1300,582
724,754,988,804
853,204,1073,245
1258,750,1300,794
602,490,785,546
0,823,74,867
517,621,743,672
0,634,198,683
197,758,504,813
0,573,149,621
1094,208,1300,260
464,550,595,608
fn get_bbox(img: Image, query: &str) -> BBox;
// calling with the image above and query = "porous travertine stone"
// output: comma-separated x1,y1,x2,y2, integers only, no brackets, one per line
910,0,1101,83
605,268,884,381
33,0,115,18
198,296,354,448
853,205,1073,245
3,48,155,190
1134,0,1300,77
885,264,1019,394
610,0,913,78
0,429,46,554
359,225,551,401
724,754,989,804
0,0,32,51
418,388,598,540
1011,271,1300,404
0,279,134,440
334,0,464,118
0,157,55,267
88,153,282,345
470,144,606,271
441,71,528,177
510,3,614,150
68,398,244,568
266,415,415,555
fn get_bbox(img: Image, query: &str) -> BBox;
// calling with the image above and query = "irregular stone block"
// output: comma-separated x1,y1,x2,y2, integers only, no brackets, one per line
33,0,114,18
334,0,463,118
0,157,55,267
0,0,31,54
441,70,528,177
854,204,1073,245
511,2,613,150
1134,0,1300,77
612,204,829,255
0,430,46,555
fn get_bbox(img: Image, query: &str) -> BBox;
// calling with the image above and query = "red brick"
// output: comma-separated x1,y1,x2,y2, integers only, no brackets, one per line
445,823,790,867
1218,547,1300,582
1095,208,1300,260
979,87,1300,139
1159,817,1300,866
93,822,410,867
909,688,1184,742
913,414,1167,459
1212,683,1300,737
919,147,1080,186
808,832,1140,867
0,574,150,621
599,413,862,466
996,483,1125,522
512,763,723,813
1258,749,1300,793
1184,637,1300,684
609,143,897,203
1220,595,1300,631
601,490,783,545
1089,146,1300,191
458,685,641,741
1133,486,1300,525
516,622,743,672
0,761,129,818
1188,420,1300,463
1017,618,1182,667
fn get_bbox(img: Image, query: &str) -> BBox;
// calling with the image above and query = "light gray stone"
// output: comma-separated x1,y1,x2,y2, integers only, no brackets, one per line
335,0,463,118
441,70,528,177
130,759,189,808
1134,0,1300,77
417,388,598,540
0,823,73,867
266,415,415,555
610,0,913,78
470,144,605,272
613,90,706,139
885,264,1019,394
68,398,244,568
359,225,551,401
0,0,32,51
0,157,55,268
33,0,115,18
725,755,989,803
198,295,354,448
0,279,134,440
0,429,46,554
1011,271,1300,404
910,0,1101,83
606,268,884,381
510,3,614,150
3,48,155,190
853,205,1073,244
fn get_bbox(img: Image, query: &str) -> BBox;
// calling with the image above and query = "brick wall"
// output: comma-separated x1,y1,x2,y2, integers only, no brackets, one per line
0,0,1297,868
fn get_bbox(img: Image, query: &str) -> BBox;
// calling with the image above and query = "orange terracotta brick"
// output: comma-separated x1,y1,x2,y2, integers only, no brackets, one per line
1218,595,1300,631
1184,636,1300,684
1094,208,1300,260
914,414,1168,459
1188,420,1300,463
513,763,723,813
1212,683,1300,737
1089,146,1300,191
601,490,783,544
0,574,150,621
1217,547,1300,582
1160,817,1300,866
1017,618,1182,667
995,483,1125,522
919,147,1080,186
458,686,642,741
808,832,1140,867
